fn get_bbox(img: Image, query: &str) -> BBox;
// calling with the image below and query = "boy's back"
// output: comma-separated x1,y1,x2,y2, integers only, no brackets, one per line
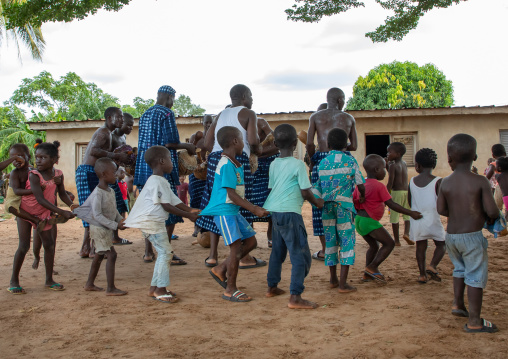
389,160,408,191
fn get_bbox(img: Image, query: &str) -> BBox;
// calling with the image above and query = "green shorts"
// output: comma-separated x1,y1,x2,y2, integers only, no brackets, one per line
389,190,410,223
355,215,383,236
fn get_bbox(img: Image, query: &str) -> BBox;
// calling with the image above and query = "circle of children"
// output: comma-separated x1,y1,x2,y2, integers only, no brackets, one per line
4,85,502,334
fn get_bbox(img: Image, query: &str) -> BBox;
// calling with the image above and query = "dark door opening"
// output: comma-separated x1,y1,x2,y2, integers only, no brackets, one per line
365,134,390,158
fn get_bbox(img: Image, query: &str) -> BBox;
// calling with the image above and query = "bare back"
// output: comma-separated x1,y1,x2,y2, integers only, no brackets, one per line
83,126,114,166
388,160,408,191
307,109,357,154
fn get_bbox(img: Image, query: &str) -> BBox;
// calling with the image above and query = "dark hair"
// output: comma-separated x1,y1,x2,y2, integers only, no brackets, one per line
389,142,406,156
229,84,250,101
327,128,348,151
492,144,506,158
415,148,438,169
123,112,134,122
273,124,297,150
447,133,477,163
144,145,170,169
363,154,384,173
496,157,508,172
35,139,60,159
203,114,214,123
217,126,241,149
94,157,117,176
104,106,120,120
9,143,30,157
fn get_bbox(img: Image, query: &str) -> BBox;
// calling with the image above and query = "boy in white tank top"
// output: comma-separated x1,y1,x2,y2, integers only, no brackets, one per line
408,148,446,284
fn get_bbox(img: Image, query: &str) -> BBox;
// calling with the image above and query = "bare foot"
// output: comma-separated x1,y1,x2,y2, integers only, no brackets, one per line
266,287,286,297
79,247,90,258
329,280,339,289
106,288,128,296
32,258,40,270
403,234,415,245
84,285,104,292
394,241,401,247
338,284,357,293
418,275,428,284
288,296,318,309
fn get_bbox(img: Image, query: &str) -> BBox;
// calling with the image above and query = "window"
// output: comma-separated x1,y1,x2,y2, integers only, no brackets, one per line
365,133,417,166
76,143,88,169
500,130,508,150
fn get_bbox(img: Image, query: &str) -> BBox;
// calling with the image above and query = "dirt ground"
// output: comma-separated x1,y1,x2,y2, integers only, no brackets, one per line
0,202,506,359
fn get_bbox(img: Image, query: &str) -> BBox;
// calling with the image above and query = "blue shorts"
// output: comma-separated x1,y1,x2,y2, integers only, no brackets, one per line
213,214,256,246
445,231,488,289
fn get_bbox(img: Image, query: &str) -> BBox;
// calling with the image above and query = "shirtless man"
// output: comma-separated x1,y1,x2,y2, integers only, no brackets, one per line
252,117,279,246
189,114,213,236
76,107,130,258
111,112,134,150
197,84,265,269
307,88,358,260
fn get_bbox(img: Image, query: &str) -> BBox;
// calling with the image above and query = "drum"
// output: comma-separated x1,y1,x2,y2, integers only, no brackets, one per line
193,149,208,180
298,130,307,145
249,153,258,174
197,231,211,248
113,145,137,175
178,150,198,176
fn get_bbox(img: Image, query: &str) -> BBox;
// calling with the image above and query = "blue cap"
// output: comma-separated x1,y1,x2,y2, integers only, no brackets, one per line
158,85,176,95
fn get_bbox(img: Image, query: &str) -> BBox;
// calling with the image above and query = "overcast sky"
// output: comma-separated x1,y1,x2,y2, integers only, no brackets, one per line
1,0,507,115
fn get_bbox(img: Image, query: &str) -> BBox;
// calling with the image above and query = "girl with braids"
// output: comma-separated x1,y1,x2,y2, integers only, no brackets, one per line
408,148,446,284
9,139,77,294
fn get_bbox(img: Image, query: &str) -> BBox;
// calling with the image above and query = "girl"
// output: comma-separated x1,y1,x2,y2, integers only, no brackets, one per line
9,140,76,294
408,148,446,284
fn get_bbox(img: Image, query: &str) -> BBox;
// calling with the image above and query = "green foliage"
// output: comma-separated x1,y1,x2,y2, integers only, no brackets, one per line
172,94,205,117
3,0,131,29
120,97,155,118
0,104,26,129
8,71,120,121
1,0,46,61
0,121,45,162
346,61,454,110
286,0,463,42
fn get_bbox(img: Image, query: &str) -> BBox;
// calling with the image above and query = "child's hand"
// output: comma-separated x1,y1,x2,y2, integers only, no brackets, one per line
61,210,75,220
410,211,423,220
471,166,478,174
70,204,79,211
13,156,25,168
53,175,62,185
315,198,325,209
253,206,269,218
359,195,366,204
190,208,201,214
117,219,126,230
188,213,199,222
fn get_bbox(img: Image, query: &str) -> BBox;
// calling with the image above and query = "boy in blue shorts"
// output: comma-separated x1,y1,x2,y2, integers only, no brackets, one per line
313,128,366,293
201,126,269,302
263,124,324,309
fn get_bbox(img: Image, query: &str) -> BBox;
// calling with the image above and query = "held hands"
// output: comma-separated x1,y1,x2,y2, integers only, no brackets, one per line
188,213,199,222
315,198,325,209
190,208,201,214
410,211,423,220
62,210,75,220
253,206,269,218
70,204,79,211
117,219,126,230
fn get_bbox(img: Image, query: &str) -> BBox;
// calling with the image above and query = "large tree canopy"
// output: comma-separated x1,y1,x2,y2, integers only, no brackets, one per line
346,61,454,110
172,94,205,117
286,0,463,42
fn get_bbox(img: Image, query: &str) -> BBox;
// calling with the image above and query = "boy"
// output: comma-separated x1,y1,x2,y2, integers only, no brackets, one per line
263,124,324,309
386,142,413,246
437,134,499,333
202,126,269,302
353,155,421,283
177,175,189,205
486,144,506,211
74,158,127,296
124,146,199,303
312,128,365,294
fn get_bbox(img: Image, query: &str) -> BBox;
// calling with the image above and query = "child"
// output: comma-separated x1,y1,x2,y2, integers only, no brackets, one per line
202,126,269,302
124,146,199,303
496,157,508,207
353,154,421,283
263,124,324,309
484,158,497,194
486,144,506,211
75,158,128,296
9,141,76,294
116,167,129,213
437,134,499,333
312,128,365,294
177,175,189,205
386,142,413,246
408,148,446,284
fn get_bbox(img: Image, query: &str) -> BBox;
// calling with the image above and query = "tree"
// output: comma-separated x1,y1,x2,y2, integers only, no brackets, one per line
286,0,463,42
346,61,454,110
2,0,130,29
172,94,205,117
1,0,46,61
8,71,120,121
0,120,45,161
121,97,155,118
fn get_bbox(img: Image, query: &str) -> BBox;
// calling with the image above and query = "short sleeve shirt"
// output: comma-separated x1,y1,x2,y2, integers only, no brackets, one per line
353,178,392,221
200,156,244,216
263,157,311,215
312,151,365,212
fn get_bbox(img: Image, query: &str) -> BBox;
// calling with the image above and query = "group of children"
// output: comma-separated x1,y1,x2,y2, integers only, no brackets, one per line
2,124,500,333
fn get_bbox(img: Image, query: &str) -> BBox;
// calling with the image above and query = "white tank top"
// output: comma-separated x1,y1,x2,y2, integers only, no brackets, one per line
409,177,445,241
212,106,250,156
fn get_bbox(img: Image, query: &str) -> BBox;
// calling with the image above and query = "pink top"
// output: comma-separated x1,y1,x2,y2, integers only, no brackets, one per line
118,181,128,200
353,178,392,221
20,169,62,231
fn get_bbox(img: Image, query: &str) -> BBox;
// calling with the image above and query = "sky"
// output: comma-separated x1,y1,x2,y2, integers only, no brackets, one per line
1,0,507,116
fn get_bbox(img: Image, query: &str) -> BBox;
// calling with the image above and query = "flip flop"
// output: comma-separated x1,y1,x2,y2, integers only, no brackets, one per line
171,234,179,240
143,255,154,263
209,270,227,289
47,283,65,291
426,269,442,282
452,309,469,317
311,251,324,261
153,294,178,303
171,255,187,265
113,238,133,245
268,240,272,248
6,287,26,295
222,290,252,302
204,257,217,268
239,257,266,269
364,270,387,284
463,319,498,333
418,276,428,284
403,235,415,245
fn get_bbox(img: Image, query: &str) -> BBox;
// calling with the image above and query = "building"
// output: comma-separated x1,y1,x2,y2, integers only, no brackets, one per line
28,105,508,194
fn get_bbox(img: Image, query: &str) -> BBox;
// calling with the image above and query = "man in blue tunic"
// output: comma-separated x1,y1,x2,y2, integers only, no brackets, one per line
134,85,196,264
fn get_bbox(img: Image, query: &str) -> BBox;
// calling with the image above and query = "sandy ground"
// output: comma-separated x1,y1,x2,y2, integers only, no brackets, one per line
0,202,507,359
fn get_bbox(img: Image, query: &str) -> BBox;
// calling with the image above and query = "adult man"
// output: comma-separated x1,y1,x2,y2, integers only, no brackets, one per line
77,107,130,258
134,85,196,264
198,84,265,268
111,112,134,149
306,87,358,260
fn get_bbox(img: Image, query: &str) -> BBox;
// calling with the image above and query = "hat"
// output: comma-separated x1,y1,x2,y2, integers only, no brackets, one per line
158,85,176,95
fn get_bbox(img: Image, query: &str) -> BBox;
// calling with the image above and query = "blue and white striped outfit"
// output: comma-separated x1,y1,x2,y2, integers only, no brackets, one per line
251,153,279,222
